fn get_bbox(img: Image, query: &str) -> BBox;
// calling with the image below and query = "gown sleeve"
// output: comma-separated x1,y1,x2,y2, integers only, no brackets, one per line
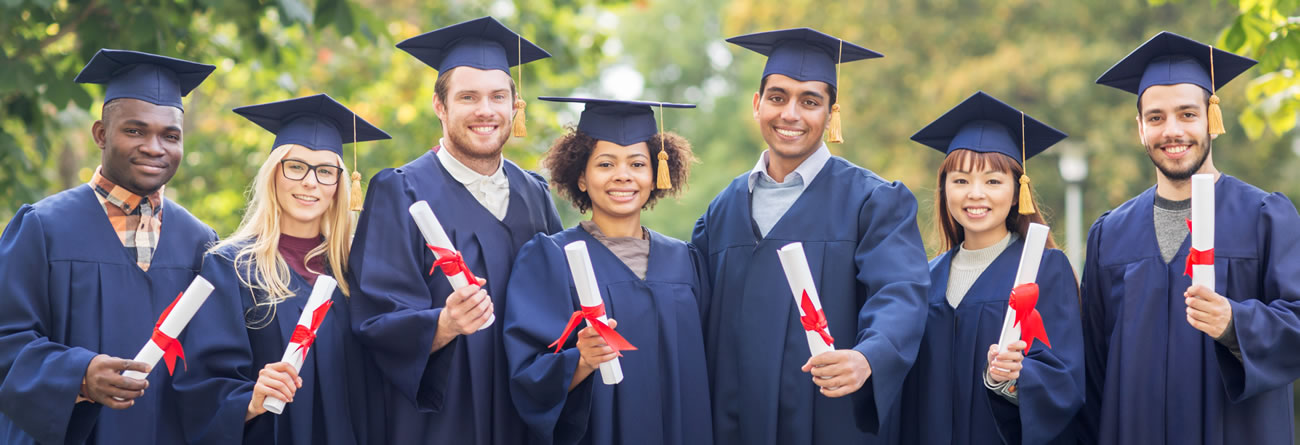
1078,212,1111,443
0,206,102,445
503,234,593,445
1216,193,1300,401
847,181,932,433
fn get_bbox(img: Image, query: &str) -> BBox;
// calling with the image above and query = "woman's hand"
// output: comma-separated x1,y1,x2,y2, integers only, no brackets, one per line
986,341,1026,383
246,362,302,421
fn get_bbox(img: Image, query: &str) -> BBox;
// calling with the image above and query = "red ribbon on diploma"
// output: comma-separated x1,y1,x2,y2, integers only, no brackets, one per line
1009,283,1051,351
799,290,835,347
427,244,479,286
290,300,335,361
151,292,187,375
548,304,637,355
1184,219,1214,278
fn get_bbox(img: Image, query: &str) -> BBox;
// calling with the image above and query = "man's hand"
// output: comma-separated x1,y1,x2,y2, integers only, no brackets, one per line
800,350,872,398
81,354,150,409
432,278,492,352
1185,284,1232,338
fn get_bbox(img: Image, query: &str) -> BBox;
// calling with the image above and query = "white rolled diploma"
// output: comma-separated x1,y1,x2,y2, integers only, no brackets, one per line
408,200,494,331
122,276,215,380
1191,174,1215,289
562,241,623,385
263,275,338,415
997,223,1050,352
777,242,834,357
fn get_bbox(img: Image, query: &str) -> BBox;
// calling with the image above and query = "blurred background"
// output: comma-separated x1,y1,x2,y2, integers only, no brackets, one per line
3,0,1300,433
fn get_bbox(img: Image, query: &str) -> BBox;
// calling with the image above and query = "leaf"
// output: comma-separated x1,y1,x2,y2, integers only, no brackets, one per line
279,0,313,25
1239,105,1267,139
1223,18,1248,50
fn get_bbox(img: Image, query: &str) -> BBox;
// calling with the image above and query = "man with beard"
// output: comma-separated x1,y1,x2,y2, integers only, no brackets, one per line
691,28,930,445
0,49,216,444
1082,31,1300,444
348,16,563,444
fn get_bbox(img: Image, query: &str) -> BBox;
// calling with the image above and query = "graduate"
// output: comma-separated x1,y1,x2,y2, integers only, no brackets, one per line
171,94,388,444
349,16,564,444
1082,31,1300,444
504,97,711,445
893,91,1083,445
0,49,216,444
691,28,930,445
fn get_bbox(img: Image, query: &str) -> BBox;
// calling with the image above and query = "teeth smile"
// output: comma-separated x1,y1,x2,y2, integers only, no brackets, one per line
966,208,989,216
293,194,319,202
776,128,804,137
609,191,635,197
1165,145,1189,154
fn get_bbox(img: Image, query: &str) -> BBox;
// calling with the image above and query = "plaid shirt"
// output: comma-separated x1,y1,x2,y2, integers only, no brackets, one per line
89,167,164,271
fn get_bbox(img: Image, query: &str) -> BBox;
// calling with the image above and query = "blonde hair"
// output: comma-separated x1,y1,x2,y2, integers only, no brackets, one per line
209,144,354,328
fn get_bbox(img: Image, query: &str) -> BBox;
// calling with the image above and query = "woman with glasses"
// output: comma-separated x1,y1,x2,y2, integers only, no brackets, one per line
172,94,389,445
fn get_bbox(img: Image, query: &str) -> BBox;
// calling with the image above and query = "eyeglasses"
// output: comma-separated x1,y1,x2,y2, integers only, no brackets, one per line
280,159,342,186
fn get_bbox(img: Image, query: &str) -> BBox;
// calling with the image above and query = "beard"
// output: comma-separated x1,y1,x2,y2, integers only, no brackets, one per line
1145,136,1211,181
445,119,510,162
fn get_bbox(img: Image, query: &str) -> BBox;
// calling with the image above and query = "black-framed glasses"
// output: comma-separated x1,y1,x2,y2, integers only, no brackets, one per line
280,159,342,185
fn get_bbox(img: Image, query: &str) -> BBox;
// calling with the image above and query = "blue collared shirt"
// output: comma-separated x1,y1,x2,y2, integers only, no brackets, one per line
747,144,831,237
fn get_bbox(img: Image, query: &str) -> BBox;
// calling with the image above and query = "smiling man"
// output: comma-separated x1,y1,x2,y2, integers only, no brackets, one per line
0,49,216,444
690,28,930,445
1082,31,1300,444
347,16,563,445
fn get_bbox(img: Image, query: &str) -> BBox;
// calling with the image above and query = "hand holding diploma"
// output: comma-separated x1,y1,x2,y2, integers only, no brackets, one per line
550,241,636,386
986,341,1027,383
410,200,495,333
1184,173,1229,338
123,276,215,380
997,223,1052,353
81,355,151,409
247,362,302,421
260,276,337,415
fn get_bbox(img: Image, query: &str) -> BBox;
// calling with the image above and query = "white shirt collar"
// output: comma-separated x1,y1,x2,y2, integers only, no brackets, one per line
747,143,831,193
437,138,508,187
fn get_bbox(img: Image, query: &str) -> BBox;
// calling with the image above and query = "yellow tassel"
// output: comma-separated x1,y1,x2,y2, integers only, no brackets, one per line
349,171,364,212
826,103,844,144
512,99,527,138
1207,94,1226,135
656,150,672,190
1018,175,1036,215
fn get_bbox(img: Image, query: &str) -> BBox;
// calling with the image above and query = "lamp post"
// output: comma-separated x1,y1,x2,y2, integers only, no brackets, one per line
1058,143,1088,276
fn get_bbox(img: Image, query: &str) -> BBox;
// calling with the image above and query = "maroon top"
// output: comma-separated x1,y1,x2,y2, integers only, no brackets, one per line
278,233,326,285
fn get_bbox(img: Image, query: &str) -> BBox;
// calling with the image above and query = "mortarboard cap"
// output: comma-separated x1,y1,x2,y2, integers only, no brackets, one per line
232,93,390,156
911,91,1067,215
74,49,215,111
540,96,695,189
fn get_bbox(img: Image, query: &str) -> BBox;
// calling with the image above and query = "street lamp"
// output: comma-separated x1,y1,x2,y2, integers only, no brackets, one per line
1058,143,1088,277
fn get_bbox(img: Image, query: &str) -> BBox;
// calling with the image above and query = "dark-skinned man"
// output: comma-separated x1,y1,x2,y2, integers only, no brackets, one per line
0,49,216,444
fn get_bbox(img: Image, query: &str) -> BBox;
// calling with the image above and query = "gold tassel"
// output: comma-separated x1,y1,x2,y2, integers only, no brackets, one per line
349,171,364,211
1018,175,1036,215
656,150,671,190
1207,94,1225,135
512,99,527,138
826,103,844,144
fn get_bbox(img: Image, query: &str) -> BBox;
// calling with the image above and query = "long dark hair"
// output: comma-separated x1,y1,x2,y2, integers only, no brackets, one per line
934,148,1057,252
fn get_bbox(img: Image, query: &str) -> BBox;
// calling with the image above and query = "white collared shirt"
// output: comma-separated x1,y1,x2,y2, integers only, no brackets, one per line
437,138,510,220
747,144,831,236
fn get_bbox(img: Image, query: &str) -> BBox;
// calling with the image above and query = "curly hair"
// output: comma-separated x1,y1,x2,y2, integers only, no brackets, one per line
543,127,696,213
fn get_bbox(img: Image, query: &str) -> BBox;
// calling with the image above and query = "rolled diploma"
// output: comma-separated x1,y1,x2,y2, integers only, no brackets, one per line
563,241,623,385
122,276,215,380
409,200,493,331
1191,174,1215,289
777,242,834,357
263,275,338,415
997,223,1050,352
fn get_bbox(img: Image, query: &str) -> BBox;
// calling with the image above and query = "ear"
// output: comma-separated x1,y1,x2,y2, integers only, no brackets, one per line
92,120,107,151
578,173,587,193
1135,114,1145,146
433,94,448,122
752,91,763,122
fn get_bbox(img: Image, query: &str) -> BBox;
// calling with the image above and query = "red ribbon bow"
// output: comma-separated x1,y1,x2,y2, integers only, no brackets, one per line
150,292,187,375
290,300,335,361
798,290,835,347
1009,283,1051,351
427,244,479,285
548,303,637,355
1184,219,1215,278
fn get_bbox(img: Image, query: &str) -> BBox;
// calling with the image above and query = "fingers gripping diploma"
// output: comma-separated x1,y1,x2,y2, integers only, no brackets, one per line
434,277,494,351
800,350,872,398
81,354,151,409
987,340,1026,383
247,362,303,421
572,319,621,388
1185,284,1232,339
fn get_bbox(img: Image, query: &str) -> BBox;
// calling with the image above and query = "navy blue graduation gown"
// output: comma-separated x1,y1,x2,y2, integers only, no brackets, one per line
0,185,215,444
503,226,713,445
349,151,563,445
1080,175,1300,444
893,241,1083,445
690,156,931,445
172,243,383,444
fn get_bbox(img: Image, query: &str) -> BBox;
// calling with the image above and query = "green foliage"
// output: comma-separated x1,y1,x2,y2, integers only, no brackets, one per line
1218,0,1300,139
